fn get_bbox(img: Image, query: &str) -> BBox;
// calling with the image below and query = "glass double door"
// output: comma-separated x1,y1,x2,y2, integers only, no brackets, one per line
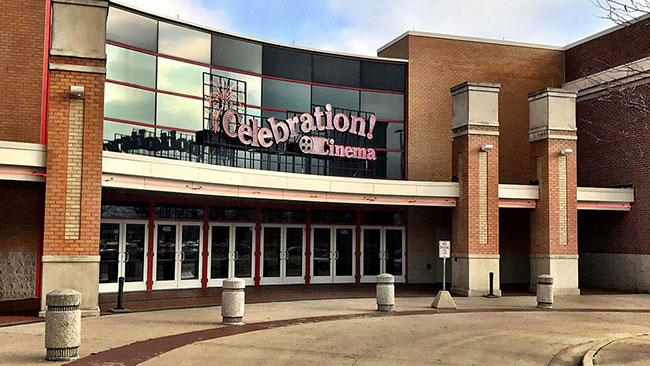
99,220,148,293
261,225,305,285
361,227,405,282
311,226,355,283
208,224,255,286
153,222,203,289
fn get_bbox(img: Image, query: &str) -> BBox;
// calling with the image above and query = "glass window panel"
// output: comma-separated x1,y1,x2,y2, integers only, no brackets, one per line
261,209,306,223
106,7,158,52
104,83,155,123
363,229,381,277
158,58,208,96
181,226,201,280
212,35,262,73
311,85,359,111
263,227,281,278
361,212,406,226
158,22,211,64
262,79,310,113
360,91,404,121
209,207,256,222
155,204,204,219
360,61,405,92
211,68,261,107
234,226,253,278
99,223,120,284
101,201,149,218
285,227,303,277
262,46,311,82
386,123,405,150
312,228,331,277
157,93,203,131
335,228,353,276
103,121,154,142
210,226,230,279
156,224,177,281
311,210,355,224
124,223,146,282
312,55,360,88
386,151,404,179
106,45,156,88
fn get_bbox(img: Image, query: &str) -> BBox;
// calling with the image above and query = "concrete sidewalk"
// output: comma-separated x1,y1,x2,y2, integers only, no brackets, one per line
1,294,649,365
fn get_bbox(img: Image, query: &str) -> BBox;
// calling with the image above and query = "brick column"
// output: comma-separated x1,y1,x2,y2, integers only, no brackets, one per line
528,88,580,295
40,0,107,316
450,82,501,297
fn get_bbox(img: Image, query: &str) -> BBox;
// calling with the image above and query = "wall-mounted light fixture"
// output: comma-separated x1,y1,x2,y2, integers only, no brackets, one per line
560,148,573,155
481,144,494,151
69,85,84,98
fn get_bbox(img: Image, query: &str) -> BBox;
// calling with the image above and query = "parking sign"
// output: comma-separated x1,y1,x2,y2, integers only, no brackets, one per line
439,240,451,258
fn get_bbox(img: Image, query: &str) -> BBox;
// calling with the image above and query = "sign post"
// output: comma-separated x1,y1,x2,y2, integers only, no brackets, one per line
431,240,457,309
439,240,450,291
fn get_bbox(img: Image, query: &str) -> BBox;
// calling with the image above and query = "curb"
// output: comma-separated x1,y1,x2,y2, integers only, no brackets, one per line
581,334,650,366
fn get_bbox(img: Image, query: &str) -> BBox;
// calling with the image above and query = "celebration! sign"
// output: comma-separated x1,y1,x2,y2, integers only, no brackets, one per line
205,81,378,161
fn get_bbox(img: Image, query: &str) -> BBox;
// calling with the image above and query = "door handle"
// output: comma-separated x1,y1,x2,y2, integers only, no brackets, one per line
124,251,130,263
234,251,239,260
180,251,186,262
335,251,340,260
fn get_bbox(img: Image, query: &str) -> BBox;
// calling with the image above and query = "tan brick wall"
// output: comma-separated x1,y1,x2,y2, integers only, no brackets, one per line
380,36,564,184
529,137,578,255
0,0,45,143
43,56,105,256
452,128,500,255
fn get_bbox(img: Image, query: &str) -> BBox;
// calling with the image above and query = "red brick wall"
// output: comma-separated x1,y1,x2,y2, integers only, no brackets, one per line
577,88,650,254
380,36,564,184
565,17,650,82
0,0,45,143
43,56,105,256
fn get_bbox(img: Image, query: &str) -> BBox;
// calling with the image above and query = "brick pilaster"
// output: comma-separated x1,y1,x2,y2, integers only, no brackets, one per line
450,82,501,297
528,88,580,295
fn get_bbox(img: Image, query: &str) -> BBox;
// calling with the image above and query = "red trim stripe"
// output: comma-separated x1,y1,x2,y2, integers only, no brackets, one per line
107,41,405,95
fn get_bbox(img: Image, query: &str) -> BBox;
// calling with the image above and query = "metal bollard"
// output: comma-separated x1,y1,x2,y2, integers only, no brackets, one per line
110,277,130,313
484,272,498,298
376,273,395,312
221,278,246,325
536,274,554,309
45,289,81,361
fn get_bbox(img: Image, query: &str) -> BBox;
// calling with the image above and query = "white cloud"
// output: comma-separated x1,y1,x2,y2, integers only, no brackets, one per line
117,0,236,33
303,0,612,55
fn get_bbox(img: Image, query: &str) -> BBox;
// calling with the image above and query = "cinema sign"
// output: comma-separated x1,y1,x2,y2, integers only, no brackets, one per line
203,78,378,160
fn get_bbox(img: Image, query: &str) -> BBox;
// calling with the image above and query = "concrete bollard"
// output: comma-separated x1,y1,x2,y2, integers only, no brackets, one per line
45,289,81,361
376,273,395,312
536,274,554,309
221,278,246,325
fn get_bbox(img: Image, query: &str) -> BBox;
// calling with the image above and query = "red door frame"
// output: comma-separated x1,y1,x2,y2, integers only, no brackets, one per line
201,204,209,288
254,207,262,286
146,201,155,291
355,209,361,284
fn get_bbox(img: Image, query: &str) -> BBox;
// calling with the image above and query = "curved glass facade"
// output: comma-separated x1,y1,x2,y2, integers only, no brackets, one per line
103,6,407,179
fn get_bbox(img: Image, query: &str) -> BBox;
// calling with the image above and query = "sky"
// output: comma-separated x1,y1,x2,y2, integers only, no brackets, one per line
116,0,619,55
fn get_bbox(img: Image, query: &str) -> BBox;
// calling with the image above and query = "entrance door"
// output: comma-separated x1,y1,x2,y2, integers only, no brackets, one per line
260,225,305,285
310,226,355,284
99,220,148,293
153,222,203,289
208,224,255,286
361,227,405,282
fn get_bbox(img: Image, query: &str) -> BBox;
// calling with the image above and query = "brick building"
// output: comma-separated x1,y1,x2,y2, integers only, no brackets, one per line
0,0,644,315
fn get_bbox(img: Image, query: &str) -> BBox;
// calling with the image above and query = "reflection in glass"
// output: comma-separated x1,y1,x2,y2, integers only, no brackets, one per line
210,226,230,279
262,79,310,113
107,7,158,52
360,91,404,121
263,227,281,278
335,228,353,277
102,201,150,219
99,223,120,284
286,228,303,277
385,229,403,276
386,123,405,150
103,120,153,142
386,152,404,179
312,228,330,277
262,46,311,82
311,85,359,111
157,93,203,131
156,224,177,281
234,226,253,278
158,22,211,64
312,55,360,88
124,224,146,283
158,58,209,97
212,35,262,73
363,229,381,277
210,68,261,107
104,83,155,123
181,226,201,280
360,61,405,92
106,45,156,88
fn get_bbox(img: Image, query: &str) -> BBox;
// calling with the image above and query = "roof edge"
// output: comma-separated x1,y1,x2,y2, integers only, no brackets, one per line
109,0,408,63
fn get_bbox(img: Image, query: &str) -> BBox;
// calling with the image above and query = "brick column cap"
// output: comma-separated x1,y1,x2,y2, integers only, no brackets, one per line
527,88,577,102
450,81,501,95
